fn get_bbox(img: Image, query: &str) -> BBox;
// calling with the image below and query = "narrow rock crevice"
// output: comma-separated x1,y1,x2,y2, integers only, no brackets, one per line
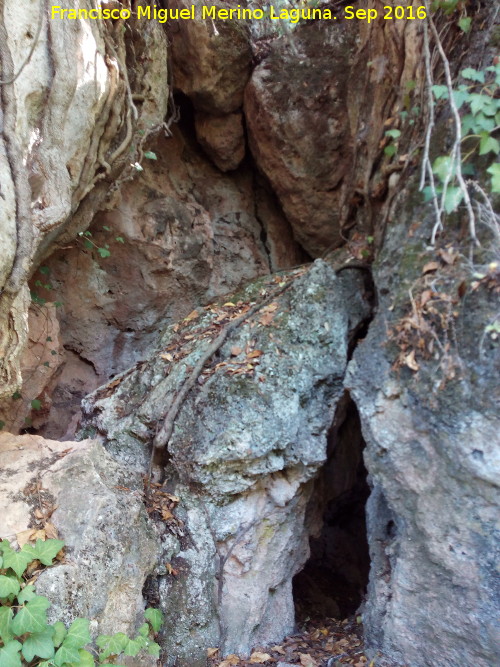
293,393,370,621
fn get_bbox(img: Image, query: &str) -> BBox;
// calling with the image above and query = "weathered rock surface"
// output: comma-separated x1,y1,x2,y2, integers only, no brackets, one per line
81,259,372,664
195,111,246,171
36,125,304,440
0,0,168,398
0,432,158,664
0,302,63,433
244,21,357,257
347,196,500,666
170,0,252,114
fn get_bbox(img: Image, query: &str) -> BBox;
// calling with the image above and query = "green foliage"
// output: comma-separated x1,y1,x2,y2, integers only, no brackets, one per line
425,63,500,214
0,539,164,666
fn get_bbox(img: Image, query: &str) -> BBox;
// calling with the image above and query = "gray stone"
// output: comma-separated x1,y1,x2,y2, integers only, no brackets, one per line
81,259,372,663
0,433,159,666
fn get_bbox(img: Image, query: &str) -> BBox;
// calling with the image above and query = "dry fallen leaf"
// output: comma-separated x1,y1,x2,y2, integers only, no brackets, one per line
230,346,243,357
420,289,433,307
249,651,272,663
16,529,37,548
44,522,59,539
422,261,439,274
404,349,419,372
162,509,173,521
207,648,219,658
299,652,318,667
247,350,263,359
223,302,236,307
218,654,240,667
160,352,173,362
184,309,199,322
270,645,285,654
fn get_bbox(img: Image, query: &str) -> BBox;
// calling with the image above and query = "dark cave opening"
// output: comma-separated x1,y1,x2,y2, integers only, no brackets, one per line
293,393,371,621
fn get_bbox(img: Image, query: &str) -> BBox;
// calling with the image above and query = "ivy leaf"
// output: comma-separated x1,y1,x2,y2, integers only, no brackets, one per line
487,164,500,193
461,113,476,134
0,640,22,667
384,144,397,157
461,67,484,83
0,574,21,598
124,636,147,656
54,642,81,666
17,584,37,603
452,89,468,110
39,266,50,275
115,236,125,243
31,399,42,411
63,618,91,649
22,539,65,566
0,606,14,644
443,186,464,214
144,607,164,633
67,648,96,666
469,93,489,116
431,85,448,100
11,595,51,635
458,16,472,33
96,632,129,659
21,627,55,662
97,247,111,258
137,623,150,637
1,544,33,578
144,151,158,160
146,641,161,657
52,620,67,647
385,129,401,139
432,155,455,182
472,112,495,133
479,133,500,156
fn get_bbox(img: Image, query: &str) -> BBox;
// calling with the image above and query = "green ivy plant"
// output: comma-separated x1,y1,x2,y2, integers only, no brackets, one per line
424,62,500,213
0,539,163,666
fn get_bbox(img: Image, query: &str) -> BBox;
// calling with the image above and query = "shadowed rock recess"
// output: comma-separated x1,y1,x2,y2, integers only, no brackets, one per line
1,2,499,666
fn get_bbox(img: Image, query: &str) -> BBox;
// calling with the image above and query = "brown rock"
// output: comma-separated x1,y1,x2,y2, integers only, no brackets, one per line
244,22,357,257
195,111,246,171
170,0,252,113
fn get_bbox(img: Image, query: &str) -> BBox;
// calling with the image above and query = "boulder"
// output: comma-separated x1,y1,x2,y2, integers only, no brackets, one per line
81,259,373,664
170,0,252,114
244,21,357,257
195,111,246,171
346,199,500,666
0,432,159,665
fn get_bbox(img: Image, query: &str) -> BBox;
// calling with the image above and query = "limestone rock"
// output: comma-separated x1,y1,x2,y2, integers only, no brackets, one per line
346,204,500,666
81,260,373,663
0,0,168,398
170,0,252,114
0,432,159,666
244,21,357,257
0,302,63,433
195,111,246,171
39,127,304,439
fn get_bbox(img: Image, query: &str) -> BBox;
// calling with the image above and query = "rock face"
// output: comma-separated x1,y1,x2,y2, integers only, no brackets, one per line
0,432,158,665
0,0,168,398
170,0,252,115
244,21,357,257
81,259,373,664
35,125,304,440
347,192,500,666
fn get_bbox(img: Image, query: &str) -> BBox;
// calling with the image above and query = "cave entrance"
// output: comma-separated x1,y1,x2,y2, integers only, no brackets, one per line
293,393,370,620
